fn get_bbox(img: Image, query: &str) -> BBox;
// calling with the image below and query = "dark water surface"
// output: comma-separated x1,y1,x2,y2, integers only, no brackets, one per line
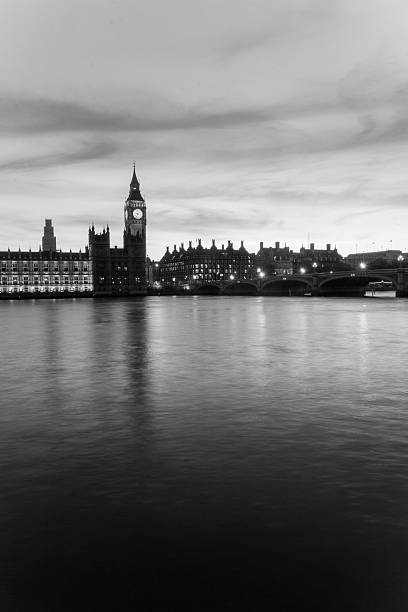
1,296,408,611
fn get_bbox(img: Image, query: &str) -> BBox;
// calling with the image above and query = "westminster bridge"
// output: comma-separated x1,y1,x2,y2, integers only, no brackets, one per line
190,268,408,297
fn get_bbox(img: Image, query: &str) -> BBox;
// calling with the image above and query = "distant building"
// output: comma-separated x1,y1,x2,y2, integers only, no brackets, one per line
146,258,160,286
292,243,343,273
256,241,293,275
88,165,147,296
42,219,57,251
345,250,402,269
159,239,255,287
0,166,147,297
0,217,91,296
0,245,91,296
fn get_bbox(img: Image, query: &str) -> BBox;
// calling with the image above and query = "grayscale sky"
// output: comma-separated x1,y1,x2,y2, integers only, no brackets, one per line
2,0,408,258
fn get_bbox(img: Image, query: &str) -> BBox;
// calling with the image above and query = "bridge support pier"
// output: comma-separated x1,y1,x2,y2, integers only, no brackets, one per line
311,274,320,296
396,270,408,297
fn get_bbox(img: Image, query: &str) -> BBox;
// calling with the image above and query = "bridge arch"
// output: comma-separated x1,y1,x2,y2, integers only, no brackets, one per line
261,277,312,296
318,272,397,296
222,281,258,296
319,273,397,288
195,283,222,295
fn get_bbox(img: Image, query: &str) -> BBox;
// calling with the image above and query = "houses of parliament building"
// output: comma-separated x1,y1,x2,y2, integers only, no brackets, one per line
0,166,147,297
1,165,349,298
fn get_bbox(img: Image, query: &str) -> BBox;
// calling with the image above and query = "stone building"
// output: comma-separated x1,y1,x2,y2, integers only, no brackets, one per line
291,243,343,273
0,219,91,296
345,250,402,269
88,165,147,296
159,239,255,288
0,166,147,298
256,241,293,275
42,219,57,251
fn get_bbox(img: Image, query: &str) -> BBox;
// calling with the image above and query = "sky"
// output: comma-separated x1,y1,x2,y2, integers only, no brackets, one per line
2,0,408,259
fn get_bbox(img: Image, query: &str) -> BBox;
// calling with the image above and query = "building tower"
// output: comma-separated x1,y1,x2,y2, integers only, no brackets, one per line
42,219,56,251
88,225,112,295
123,164,147,294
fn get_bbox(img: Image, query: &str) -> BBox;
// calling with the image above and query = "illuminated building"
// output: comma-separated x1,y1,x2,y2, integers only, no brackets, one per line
159,239,256,287
0,166,147,297
256,241,293,275
291,243,343,273
88,164,147,296
0,219,91,296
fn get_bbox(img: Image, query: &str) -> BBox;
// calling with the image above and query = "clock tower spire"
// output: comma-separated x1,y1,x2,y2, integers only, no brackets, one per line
128,161,144,202
123,164,146,294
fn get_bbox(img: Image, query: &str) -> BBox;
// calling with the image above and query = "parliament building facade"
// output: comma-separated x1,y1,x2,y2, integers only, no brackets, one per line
0,167,147,297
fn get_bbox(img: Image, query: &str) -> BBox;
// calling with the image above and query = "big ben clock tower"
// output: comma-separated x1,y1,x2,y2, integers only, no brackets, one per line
124,163,147,294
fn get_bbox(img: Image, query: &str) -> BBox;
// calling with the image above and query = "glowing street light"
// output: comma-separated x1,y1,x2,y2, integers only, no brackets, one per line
259,271,265,278
312,262,317,270
300,267,306,274
359,262,366,270
256,267,261,273
398,255,404,267
229,274,235,280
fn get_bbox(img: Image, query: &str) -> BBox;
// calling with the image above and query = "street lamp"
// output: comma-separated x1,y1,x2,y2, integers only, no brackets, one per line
256,267,261,273
359,262,366,270
312,262,317,270
398,255,404,268
300,267,306,274
229,274,235,280
259,271,265,278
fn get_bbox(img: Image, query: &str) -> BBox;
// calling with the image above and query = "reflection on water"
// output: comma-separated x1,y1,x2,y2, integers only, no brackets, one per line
1,296,408,611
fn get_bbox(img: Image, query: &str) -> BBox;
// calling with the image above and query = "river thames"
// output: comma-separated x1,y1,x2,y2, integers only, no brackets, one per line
1,296,408,611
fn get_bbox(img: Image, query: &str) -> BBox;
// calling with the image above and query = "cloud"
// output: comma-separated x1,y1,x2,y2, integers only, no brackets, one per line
0,139,118,171
149,203,270,235
2,66,408,174
216,28,279,61
0,95,271,135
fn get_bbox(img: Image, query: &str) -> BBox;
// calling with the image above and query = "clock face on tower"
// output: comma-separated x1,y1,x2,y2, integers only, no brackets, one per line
132,208,143,220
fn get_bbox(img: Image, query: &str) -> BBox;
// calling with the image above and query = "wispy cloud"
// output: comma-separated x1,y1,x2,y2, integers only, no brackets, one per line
0,95,271,135
0,139,117,171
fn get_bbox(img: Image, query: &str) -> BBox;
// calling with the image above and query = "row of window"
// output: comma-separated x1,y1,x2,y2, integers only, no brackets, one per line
164,258,253,264
162,272,252,280
164,264,250,271
1,264,88,269
1,286,92,293
2,277,89,284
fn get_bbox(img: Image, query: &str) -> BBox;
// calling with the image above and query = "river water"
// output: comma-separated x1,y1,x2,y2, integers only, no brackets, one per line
1,296,408,611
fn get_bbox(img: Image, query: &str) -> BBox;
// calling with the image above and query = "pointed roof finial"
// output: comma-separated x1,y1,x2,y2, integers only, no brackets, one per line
128,162,144,202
